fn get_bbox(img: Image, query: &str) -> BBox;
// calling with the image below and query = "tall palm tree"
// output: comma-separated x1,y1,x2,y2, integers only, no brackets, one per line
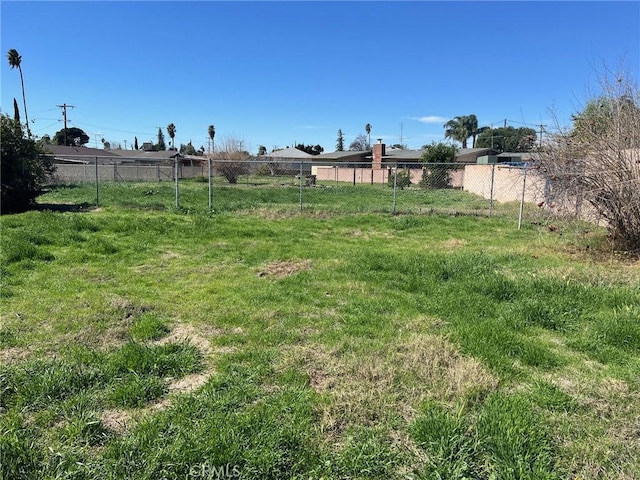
463,114,489,148
444,116,470,148
7,49,31,137
365,123,372,149
167,123,176,149
208,125,215,153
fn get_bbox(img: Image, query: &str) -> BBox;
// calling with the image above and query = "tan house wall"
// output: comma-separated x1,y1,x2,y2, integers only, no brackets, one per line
312,166,465,187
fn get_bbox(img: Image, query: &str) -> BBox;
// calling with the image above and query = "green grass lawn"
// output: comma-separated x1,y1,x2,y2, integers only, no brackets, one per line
1,183,639,479
35,177,532,218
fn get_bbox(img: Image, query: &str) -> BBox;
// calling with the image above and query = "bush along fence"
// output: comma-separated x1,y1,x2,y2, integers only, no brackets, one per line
45,155,587,226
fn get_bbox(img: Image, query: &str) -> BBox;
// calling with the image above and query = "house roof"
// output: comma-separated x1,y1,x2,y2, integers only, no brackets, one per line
497,151,539,158
379,147,492,163
315,150,370,161
455,147,497,162
43,145,120,164
383,149,425,161
108,149,181,160
44,145,118,157
260,147,313,159
44,145,181,164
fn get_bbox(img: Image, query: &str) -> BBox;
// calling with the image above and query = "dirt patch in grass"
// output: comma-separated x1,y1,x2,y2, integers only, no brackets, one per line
101,323,221,435
0,346,32,364
155,323,215,355
101,408,133,435
440,238,468,250
167,372,211,394
257,259,311,279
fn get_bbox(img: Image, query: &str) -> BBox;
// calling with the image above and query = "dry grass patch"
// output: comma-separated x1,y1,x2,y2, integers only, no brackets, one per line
257,259,312,278
440,238,468,250
156,323,215,356
280,332,497,439
539,364,640,479
0,346,32,364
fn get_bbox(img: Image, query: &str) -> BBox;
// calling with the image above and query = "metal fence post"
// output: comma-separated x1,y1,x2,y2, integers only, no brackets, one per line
299,161,303,211
208,157,212,212
489,163,495,216
95,156,99,207
518,166,528,229
392,163,398,215
175,156,180,209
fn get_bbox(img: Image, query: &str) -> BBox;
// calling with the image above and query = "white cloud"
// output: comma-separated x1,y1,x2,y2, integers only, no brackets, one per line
413,116,448,124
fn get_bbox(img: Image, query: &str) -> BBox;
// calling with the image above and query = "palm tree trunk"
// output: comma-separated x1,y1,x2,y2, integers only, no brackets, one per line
18,66,31,137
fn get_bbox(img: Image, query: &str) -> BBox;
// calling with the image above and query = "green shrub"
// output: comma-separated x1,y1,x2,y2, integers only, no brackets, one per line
419,164,453,189
388,168,412,189
1,114,55,214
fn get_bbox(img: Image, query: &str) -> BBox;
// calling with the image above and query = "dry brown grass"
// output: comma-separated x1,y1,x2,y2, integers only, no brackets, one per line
257,259,312,278
279,330,497,443
0,346,32,364
538,356,640,479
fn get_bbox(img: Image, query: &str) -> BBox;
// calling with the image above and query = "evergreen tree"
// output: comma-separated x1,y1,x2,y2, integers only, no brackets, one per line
13,98,20,124
156,127,166,151
336,129,345,151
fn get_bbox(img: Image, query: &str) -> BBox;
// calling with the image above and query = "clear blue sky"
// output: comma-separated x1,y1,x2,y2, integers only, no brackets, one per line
2,1,639,153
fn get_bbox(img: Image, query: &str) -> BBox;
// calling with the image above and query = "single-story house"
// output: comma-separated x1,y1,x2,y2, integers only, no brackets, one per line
476,151,540,165
45,145,182,165
257,147,315,175
313,145,497,167
43,145,120,164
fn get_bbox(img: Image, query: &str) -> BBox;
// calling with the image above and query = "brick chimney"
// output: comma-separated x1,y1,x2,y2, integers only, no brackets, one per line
372,139,385,170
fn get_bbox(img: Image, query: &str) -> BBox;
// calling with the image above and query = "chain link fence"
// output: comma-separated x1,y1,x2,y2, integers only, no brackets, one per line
45,155,576,226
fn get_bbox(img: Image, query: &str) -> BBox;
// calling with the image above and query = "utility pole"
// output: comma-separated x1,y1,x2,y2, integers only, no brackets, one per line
91,132,102,148
56,103,75,146
123,139,128,150
536,123,546,148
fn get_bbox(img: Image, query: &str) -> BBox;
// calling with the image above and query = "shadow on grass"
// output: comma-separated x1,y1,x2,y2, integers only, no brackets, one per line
36,202,95,213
